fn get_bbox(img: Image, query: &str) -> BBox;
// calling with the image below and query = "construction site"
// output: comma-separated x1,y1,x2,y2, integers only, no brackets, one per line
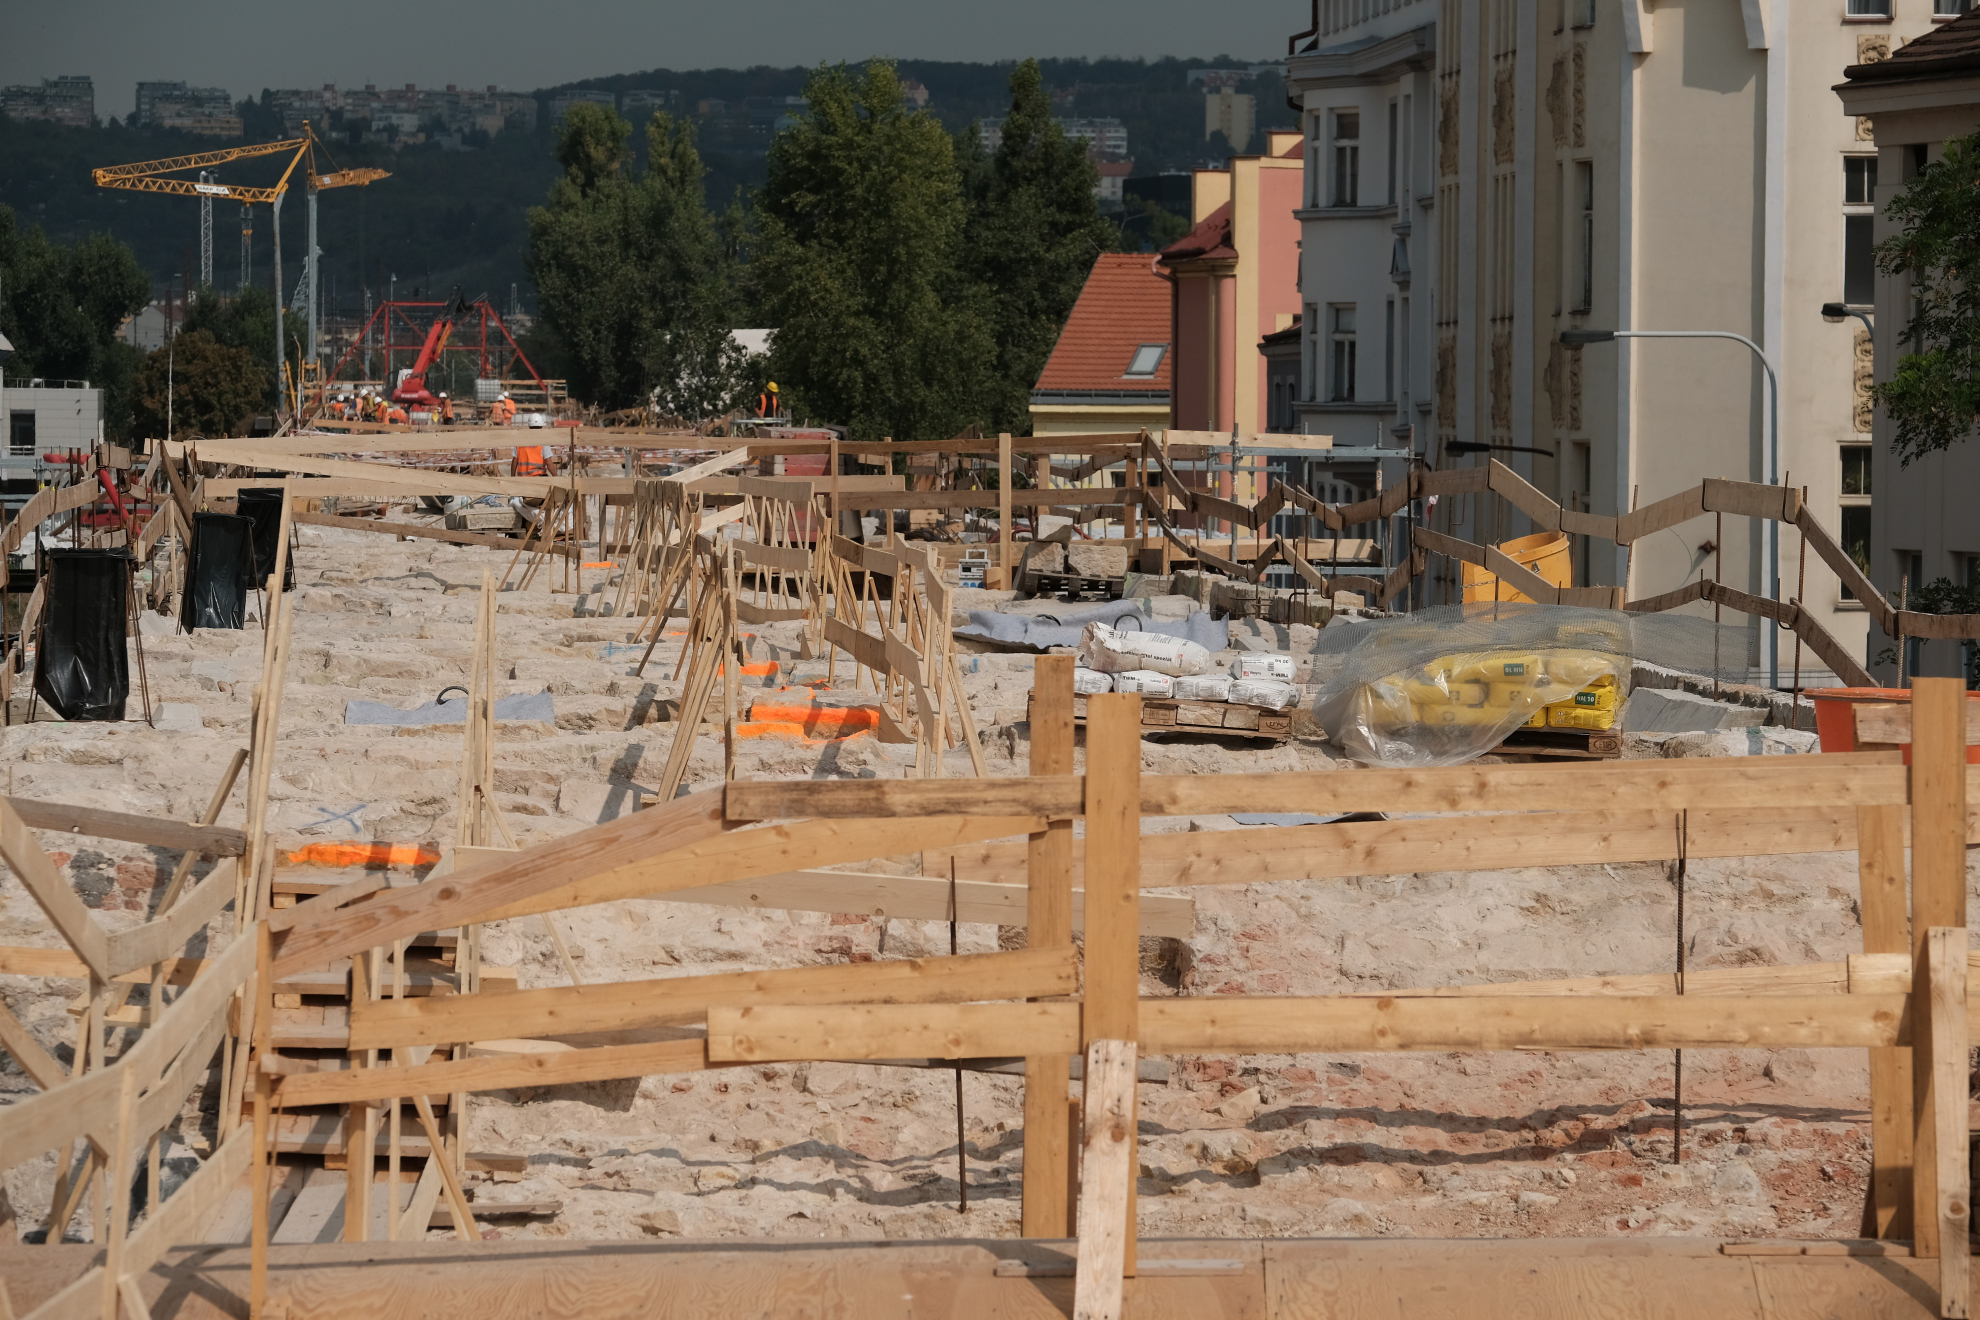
0,418,1971,1320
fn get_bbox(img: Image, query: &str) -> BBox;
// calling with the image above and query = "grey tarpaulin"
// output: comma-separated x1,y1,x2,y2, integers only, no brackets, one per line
345,689,556,726
954,598,1228,653
33,549,130,722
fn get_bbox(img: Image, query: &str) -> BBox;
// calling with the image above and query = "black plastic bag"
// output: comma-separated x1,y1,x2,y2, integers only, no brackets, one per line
182,512,254,631
33,549,130,722
235,488,295,591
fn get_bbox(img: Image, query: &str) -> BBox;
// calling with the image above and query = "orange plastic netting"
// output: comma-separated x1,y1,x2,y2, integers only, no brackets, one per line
286,842,442,869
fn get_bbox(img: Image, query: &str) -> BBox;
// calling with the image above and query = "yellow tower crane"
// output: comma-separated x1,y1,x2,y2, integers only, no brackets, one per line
92,123,388,413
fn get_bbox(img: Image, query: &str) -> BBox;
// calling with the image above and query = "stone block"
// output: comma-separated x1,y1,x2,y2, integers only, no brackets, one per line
1620,686,1768,734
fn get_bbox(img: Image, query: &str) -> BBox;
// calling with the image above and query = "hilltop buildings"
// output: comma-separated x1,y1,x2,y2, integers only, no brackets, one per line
0,76,94,129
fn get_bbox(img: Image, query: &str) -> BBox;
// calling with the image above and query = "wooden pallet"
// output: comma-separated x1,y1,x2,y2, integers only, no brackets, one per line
1025,570,1124,601
1493,725,1622,760
1034,691,1293,742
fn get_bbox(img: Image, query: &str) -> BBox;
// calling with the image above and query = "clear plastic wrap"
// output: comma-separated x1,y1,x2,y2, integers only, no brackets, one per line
1313,603,1635,765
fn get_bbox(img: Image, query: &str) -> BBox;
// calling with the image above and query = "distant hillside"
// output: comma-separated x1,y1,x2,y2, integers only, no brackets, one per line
0,55,1291,318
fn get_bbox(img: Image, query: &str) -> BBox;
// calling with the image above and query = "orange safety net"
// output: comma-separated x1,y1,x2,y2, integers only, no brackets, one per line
736,700,880,741
286,842,442,869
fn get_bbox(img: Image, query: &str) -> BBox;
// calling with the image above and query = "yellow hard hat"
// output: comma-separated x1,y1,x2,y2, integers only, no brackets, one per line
767,381,778,392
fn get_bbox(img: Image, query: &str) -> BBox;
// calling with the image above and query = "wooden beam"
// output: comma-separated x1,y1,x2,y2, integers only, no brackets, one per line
832,486,1132,512
273,1037,717,1108
729,759,1907,824
1024,655,1077,1240
271,790,731,977
291,509,581,559
999,432,1014,583
3,796,245,856
1859,804,1914,1241
1911,680,1968,1263
348,947,1078,1050
1071,1039,1136,1320
1083,696,1141,1048
186,442,548,498
0,796,113,979
1856,701,1980,746
104,858,238,978
656,869,1194,937
707,1001,1082,1062
1927,926,1971,1315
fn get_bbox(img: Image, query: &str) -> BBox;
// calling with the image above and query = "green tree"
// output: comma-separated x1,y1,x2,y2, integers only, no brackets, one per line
129,329,269,440
526,103,740,415
1875,130,1980,463
181,284,300,407
960,59,1120,433
0,204,149,437
756,60,991,443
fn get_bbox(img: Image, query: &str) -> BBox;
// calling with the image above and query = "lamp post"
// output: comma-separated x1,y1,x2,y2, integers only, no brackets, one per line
1561,327,1782,689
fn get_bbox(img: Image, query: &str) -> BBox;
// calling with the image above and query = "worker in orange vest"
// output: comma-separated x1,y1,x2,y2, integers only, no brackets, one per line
757,381,779,418
385,400,409,425
439,392,454,425
496,392,517,425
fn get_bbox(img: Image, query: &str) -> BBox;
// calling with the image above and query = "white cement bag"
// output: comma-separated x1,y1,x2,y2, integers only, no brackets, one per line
1113,670,1176,698
1231,653,1295,681
1072,667,1114,695
1229,677,1300,710
1076,621,1214,677
1173,674,1233,701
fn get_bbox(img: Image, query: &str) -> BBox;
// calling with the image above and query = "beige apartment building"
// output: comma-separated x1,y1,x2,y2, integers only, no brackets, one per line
1287,0,1967,686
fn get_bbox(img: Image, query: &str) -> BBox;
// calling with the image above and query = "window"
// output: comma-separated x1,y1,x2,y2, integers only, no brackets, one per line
1398,295,1411,400
1844,156,1877,307
1575,161,1595,312
1123,344,1166,378
1302,302,1320,400
1847,0,1892,14
7,411,33,458
1573,0,1596,26
1938,0,1972,15
1839,443,1872,600
1386,100,1398,206
1332,111,1360,207
1330,304,1357,401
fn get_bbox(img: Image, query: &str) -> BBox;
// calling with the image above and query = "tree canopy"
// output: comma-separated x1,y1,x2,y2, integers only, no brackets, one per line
1875,130,1980,463
526,102,749,416
0,204,148,436
960,60,1121,433
130,328,269,440
752,61,993,443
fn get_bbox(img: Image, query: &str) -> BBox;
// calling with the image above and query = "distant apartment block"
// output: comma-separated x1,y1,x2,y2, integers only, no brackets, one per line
1207,88,1255,153
0,76,95,129
262,83,536,143
134,80,236,135
978,115,1127,159
548,88,616,126
1094,159,1134,206
621,89,681,120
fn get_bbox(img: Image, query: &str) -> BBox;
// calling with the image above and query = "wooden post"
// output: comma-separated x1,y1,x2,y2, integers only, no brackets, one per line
1910,678,1968,1262
1022,655,1076,1238
1926,926,1970,1317
1082,693,1140,1275
250,922,274,1318
1071,1039,1137,1320
829,436,841,542
1858,804,1913,1240
998,432,1014,588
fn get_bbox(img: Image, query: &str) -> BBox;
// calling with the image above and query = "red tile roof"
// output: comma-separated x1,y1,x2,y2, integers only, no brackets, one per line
1158,201,1237,265
1033,253,1172,395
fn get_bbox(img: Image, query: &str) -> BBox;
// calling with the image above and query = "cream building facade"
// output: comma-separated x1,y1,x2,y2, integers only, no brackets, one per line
1287,0,1963,686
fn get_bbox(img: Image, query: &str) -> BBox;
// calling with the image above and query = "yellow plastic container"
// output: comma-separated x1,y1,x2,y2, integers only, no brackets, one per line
1461,531,1573,605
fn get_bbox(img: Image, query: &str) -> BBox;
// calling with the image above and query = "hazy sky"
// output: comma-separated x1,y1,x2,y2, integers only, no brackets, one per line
8,1,1298,119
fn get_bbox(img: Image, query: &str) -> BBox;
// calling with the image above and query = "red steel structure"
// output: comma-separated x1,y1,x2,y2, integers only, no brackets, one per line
320,294,548,414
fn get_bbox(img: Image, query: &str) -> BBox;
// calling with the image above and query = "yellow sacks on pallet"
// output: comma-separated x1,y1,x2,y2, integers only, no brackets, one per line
1523,675,1622,730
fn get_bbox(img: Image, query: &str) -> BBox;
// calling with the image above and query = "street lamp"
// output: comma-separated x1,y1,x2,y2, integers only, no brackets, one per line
1821,301,1874,337
1561,326,1783,688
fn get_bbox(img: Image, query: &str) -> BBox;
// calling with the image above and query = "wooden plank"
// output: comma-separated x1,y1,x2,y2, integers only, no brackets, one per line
1701,477,1798,525
1927,926,1970,1315
119,932,257,1092
1859,804,1914,1241
707,1001,1081,1063
1072,1039,1136,1320
722,776,1082,822
1082,696,1141,1049
1025,654,1078,1241
347,947,1078,1050
473,815,1047,927
1855,702,1980,746
187,442,547,498
1485,461,1562,533
830,486,1131,512
656,869,1194,937
1798,509,1895,635
291,509,580,559
270,789,731,977
0,1053,119,1162
1892,609,1980,642
273,1038,716,1109
1617,484,1707,544
103,858,237,979
1911,679,1968,1263
0,992,65,1088
0,796,113,979
999,432,1014,582
1136,994,1907,1054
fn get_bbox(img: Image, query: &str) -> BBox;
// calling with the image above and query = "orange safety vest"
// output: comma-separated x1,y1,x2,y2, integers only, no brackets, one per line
440,399,454,423
514,445,546,476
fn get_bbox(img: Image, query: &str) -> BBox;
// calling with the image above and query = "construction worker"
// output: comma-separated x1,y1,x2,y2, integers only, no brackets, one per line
757,381,779,418
439,392,454,425
494,392,516,425
513,443,546,476
385,399,409,425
